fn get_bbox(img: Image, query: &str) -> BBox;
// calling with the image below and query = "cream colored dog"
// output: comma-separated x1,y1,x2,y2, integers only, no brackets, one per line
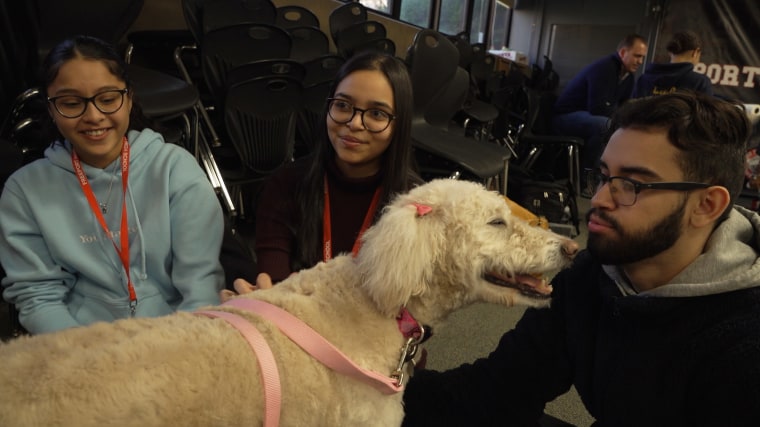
0,179,578,427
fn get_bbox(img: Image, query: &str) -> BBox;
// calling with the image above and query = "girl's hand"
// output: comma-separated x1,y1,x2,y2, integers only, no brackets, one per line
219,274,273,303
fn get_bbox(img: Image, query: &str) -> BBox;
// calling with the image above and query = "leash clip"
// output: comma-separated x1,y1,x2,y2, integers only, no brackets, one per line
390,328,425,387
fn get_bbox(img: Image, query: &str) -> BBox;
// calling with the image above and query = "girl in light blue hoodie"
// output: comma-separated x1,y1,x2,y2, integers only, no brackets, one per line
0,36,224,334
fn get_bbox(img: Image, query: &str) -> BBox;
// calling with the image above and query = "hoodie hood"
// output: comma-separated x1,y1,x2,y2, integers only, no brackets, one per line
45,128,157,172
636,62,695,95
605,206,760,297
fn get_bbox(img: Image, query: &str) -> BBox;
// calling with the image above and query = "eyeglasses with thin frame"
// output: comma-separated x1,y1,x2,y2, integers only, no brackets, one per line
47,89,129,119
585,169,711,206
326,98,395,133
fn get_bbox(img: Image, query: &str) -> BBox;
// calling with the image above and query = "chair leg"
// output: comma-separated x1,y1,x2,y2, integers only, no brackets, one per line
189,108,237,217
568,144,581,196
174,45,223,147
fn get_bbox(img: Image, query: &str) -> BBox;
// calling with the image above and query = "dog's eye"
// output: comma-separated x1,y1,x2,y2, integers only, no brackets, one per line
488,219,506,226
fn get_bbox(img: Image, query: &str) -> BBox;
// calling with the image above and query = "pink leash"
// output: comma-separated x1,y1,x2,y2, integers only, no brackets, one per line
195,298,406,427
195,309,281,427
223,298,404,394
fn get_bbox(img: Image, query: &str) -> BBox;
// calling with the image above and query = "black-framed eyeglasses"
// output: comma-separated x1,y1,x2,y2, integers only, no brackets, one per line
585,169,711,206
47,89,129,119
326,98,395,133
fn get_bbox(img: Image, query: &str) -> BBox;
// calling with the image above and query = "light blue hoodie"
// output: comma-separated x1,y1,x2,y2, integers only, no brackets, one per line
0,129,224,334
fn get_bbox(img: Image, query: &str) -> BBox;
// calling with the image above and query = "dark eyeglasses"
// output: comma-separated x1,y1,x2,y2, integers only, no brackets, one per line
327,98,395,133
585,169,711,206
47,89,129,119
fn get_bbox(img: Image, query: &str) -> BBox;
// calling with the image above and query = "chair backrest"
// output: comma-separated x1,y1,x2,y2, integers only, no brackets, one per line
35,0,145,57
287,26,330,63
224,76,302,174
181,0,205,44
350,37,396,58
201,23,292,106
302,54,345,87
406,29,460,119
334,20,386,59
449,32,473,70
226,58,306,89
275,5,319,29
202,0,276,34
425,66,469,130
328,2,367,43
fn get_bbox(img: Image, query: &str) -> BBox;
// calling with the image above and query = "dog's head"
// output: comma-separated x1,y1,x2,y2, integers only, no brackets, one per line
355,179,578,324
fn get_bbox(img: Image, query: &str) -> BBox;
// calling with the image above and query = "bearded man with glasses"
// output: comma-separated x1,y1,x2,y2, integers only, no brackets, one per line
402,90,760,426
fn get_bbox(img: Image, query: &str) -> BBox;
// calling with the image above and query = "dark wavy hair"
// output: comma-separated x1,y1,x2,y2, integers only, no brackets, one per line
666,31,701,55
292,51,422,271
607,90,750,219
41,35,153,137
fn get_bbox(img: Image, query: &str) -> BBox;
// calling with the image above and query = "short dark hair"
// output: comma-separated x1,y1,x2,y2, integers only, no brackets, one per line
617,34,647,50
608,90,750,215
666,30,701,55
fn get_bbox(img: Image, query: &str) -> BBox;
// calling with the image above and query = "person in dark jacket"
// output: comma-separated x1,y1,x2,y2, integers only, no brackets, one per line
402,91,760,427
632,30,713,98
552,34,648,181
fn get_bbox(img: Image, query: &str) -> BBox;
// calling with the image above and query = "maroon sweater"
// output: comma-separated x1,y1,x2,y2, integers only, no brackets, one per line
254,156,382,283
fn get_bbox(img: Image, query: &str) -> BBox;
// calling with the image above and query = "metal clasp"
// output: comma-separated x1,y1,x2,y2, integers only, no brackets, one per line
390,325,425,388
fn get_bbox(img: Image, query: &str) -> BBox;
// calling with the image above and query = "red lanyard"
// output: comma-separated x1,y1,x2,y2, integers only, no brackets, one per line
71,137,137,316
322,175,382,261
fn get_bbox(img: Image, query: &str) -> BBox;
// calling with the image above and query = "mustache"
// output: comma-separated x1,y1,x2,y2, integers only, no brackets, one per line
586,208,620,230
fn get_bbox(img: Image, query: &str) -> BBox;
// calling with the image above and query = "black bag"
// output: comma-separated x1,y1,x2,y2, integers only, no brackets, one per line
508,165,580,235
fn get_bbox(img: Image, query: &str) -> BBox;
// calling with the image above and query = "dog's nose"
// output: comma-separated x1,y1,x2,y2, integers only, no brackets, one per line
561,239,579,258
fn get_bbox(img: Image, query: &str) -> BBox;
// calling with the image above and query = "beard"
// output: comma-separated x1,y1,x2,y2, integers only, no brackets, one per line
586,197,687,265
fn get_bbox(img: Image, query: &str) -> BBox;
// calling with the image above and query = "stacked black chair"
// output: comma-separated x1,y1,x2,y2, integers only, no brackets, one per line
275,5,320,29
202,0,276,34
517,87,584,196
223,72,303,217
296,55,345,157
328,2,368,45
334,20,388,58
200,23,292,114
406,29,511,194
287,26,331,63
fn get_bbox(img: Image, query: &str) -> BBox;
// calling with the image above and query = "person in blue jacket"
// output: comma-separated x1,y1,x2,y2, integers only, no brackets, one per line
552,34,648,185
0,36,224,334
632,30,713,98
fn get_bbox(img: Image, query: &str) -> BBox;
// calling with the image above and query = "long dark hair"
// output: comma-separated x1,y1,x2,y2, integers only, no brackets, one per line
41,35,154,138
292,51,421,271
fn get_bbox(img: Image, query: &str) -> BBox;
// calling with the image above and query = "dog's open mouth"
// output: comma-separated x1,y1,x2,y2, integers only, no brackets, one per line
485,272,553,299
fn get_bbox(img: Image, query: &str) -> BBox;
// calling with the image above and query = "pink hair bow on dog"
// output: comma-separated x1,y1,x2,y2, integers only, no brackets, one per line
412,203,432,216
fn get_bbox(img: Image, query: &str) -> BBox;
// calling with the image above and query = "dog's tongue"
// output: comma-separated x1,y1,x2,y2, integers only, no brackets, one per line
514,273,553,295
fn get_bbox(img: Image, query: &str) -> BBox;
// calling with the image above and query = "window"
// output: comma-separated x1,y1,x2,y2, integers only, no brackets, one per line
341,0,511,52
469,0,490,43
438,0,466,36
358,0,392,14
399,0,433,28
489,1,511,50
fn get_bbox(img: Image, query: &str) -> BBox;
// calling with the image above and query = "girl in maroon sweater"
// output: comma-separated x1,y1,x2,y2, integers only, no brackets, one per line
233,52,421,292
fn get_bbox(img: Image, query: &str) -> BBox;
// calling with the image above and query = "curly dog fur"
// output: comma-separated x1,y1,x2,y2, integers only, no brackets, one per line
0,179,578,427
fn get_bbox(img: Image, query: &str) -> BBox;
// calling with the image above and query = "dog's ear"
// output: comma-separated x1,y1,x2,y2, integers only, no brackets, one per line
356,201,443,316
